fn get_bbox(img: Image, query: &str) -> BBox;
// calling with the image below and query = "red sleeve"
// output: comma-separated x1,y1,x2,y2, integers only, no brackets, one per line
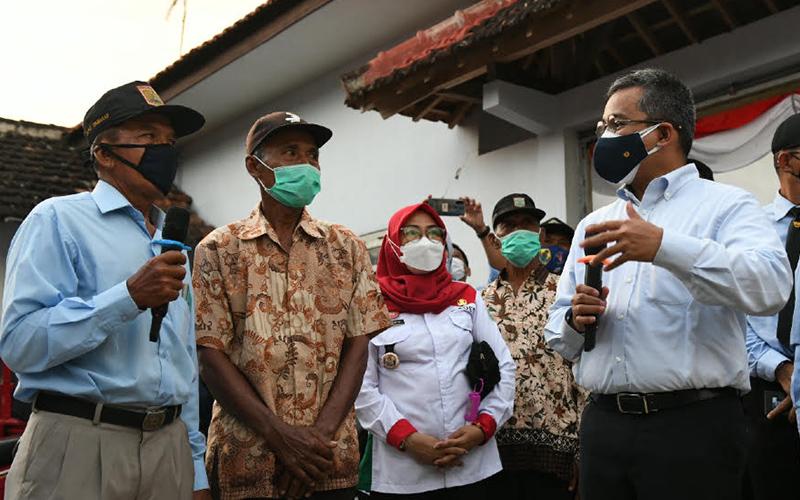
386,419,417,449
475,413,497,444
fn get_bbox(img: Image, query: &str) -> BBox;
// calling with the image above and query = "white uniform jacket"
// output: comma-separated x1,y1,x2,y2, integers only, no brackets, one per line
356,293,516,494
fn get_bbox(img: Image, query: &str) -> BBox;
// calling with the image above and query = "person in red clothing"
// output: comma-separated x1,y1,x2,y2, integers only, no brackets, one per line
355,202,516,499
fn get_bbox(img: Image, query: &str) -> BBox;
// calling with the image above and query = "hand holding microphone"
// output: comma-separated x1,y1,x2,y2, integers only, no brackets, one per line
125,207,191,342
569,236,608,351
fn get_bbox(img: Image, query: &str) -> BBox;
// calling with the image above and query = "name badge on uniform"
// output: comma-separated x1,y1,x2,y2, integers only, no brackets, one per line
382,344,399,369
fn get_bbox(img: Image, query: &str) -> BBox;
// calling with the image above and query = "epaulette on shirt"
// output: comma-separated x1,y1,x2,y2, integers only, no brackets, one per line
452,286,477,310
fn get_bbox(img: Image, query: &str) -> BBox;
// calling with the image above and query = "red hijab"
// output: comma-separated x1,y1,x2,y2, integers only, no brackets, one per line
377,203,474,314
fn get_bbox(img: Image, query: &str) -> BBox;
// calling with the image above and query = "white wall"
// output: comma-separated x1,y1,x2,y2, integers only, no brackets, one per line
176,70,570,285
715,154,779,205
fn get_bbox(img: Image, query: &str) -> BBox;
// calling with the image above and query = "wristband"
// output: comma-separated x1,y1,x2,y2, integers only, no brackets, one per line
476,226,491,239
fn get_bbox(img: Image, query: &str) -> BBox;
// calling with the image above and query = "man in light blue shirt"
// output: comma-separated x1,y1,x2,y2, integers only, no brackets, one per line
742,114,800,500
545,69,791,500
1,82,211,499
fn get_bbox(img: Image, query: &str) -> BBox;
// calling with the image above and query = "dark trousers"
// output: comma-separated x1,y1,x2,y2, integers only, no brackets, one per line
742,377,800,500
369,475,494,500
491,468,574,500
579,393,747,500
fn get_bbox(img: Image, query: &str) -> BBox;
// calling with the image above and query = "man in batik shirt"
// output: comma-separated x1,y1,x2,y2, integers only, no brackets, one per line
479,194,586,500
193,112,391,499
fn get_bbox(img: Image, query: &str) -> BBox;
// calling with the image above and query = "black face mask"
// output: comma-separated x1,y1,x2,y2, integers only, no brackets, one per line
99,143,179,195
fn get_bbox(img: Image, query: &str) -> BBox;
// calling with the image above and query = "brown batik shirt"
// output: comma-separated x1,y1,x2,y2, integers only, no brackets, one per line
482,270,587,481
193,205,392,499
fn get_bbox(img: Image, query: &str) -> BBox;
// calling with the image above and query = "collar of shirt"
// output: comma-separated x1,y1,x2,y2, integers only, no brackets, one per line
768,191,797,221
233,203,324,242
496,267,548,293
616,163,700,209
90,180,165,230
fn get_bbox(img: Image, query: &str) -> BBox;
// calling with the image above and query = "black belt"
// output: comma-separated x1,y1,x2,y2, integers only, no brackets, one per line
590,387,738,415
33,392,181,432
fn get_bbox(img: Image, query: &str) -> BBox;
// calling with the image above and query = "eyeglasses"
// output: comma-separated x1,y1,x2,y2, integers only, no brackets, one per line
400,225,446,242
595,116,677,138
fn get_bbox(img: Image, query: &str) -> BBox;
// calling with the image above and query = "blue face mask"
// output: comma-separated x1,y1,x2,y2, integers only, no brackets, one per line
538,245,569,275
501,230,541,268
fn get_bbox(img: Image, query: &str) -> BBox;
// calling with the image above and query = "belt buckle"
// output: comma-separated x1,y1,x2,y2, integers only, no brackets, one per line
142,409,167,431
616,393,649,415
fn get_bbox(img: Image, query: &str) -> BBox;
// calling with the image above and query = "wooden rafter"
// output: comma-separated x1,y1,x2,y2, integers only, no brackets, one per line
448,102,473,129
615,3,715,46
357,0,658,118
436,91,481,104
627,11,662,56
710,0,737,30
605,44,626,67
662,0,698,44
413,96,443,122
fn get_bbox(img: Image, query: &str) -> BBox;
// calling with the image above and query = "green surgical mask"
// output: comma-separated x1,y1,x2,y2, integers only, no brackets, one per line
252,156,321,208
501,230,541,268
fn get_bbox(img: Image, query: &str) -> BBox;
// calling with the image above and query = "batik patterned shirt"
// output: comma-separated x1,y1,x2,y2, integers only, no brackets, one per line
482,271,586,479
194,204,392,499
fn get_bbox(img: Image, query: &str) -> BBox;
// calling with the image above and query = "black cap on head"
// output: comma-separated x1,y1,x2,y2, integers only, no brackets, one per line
491,193,546,229
83,81,205,145
541,217,574,240
246,111,332,156
772,114,800,153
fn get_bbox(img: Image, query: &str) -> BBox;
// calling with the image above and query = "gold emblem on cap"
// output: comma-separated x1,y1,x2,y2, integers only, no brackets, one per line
136,85,164,107
623,151,631,158
793,221,800,229
457,298,468,306
382,352,400,369
513,197,525,208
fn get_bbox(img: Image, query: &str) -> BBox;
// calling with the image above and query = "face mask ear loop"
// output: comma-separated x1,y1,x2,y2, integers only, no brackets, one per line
640,123,664,155
387,234,404,261
250,154,277,193
250,154,276,172
99,144,139,169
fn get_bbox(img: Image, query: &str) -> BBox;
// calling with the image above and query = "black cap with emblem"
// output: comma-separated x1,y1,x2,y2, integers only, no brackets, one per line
246,112,333,156
83,81,205,145
491,193,546,229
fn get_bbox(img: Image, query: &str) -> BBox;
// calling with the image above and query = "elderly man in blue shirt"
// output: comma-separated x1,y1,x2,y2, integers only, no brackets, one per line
742,114,800,500
0,82,211,499
545,68,791,500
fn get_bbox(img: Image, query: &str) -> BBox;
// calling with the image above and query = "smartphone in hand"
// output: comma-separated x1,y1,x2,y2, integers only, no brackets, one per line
427,198,465,217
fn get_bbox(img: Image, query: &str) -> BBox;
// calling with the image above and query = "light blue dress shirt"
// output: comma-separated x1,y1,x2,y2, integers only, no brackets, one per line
545,164,792,394
790,266,800,434
745,193,796,382
0,181,208,490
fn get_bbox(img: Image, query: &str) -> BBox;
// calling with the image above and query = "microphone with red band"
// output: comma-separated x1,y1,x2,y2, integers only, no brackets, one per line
583,238,607,352
149,207,191,343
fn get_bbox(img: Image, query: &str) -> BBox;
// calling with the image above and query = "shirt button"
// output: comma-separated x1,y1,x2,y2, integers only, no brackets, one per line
617,313,625,320
625,277,633,284
615,356,622,363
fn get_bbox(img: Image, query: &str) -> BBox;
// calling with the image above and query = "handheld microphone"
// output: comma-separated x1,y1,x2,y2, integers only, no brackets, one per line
150,207,191,342
583,240,606,352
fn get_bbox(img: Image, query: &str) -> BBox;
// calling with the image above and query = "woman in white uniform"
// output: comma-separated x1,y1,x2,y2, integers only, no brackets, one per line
356,202,515,499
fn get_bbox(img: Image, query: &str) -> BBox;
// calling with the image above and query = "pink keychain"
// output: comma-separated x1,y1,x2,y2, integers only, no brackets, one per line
465,378,484,422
